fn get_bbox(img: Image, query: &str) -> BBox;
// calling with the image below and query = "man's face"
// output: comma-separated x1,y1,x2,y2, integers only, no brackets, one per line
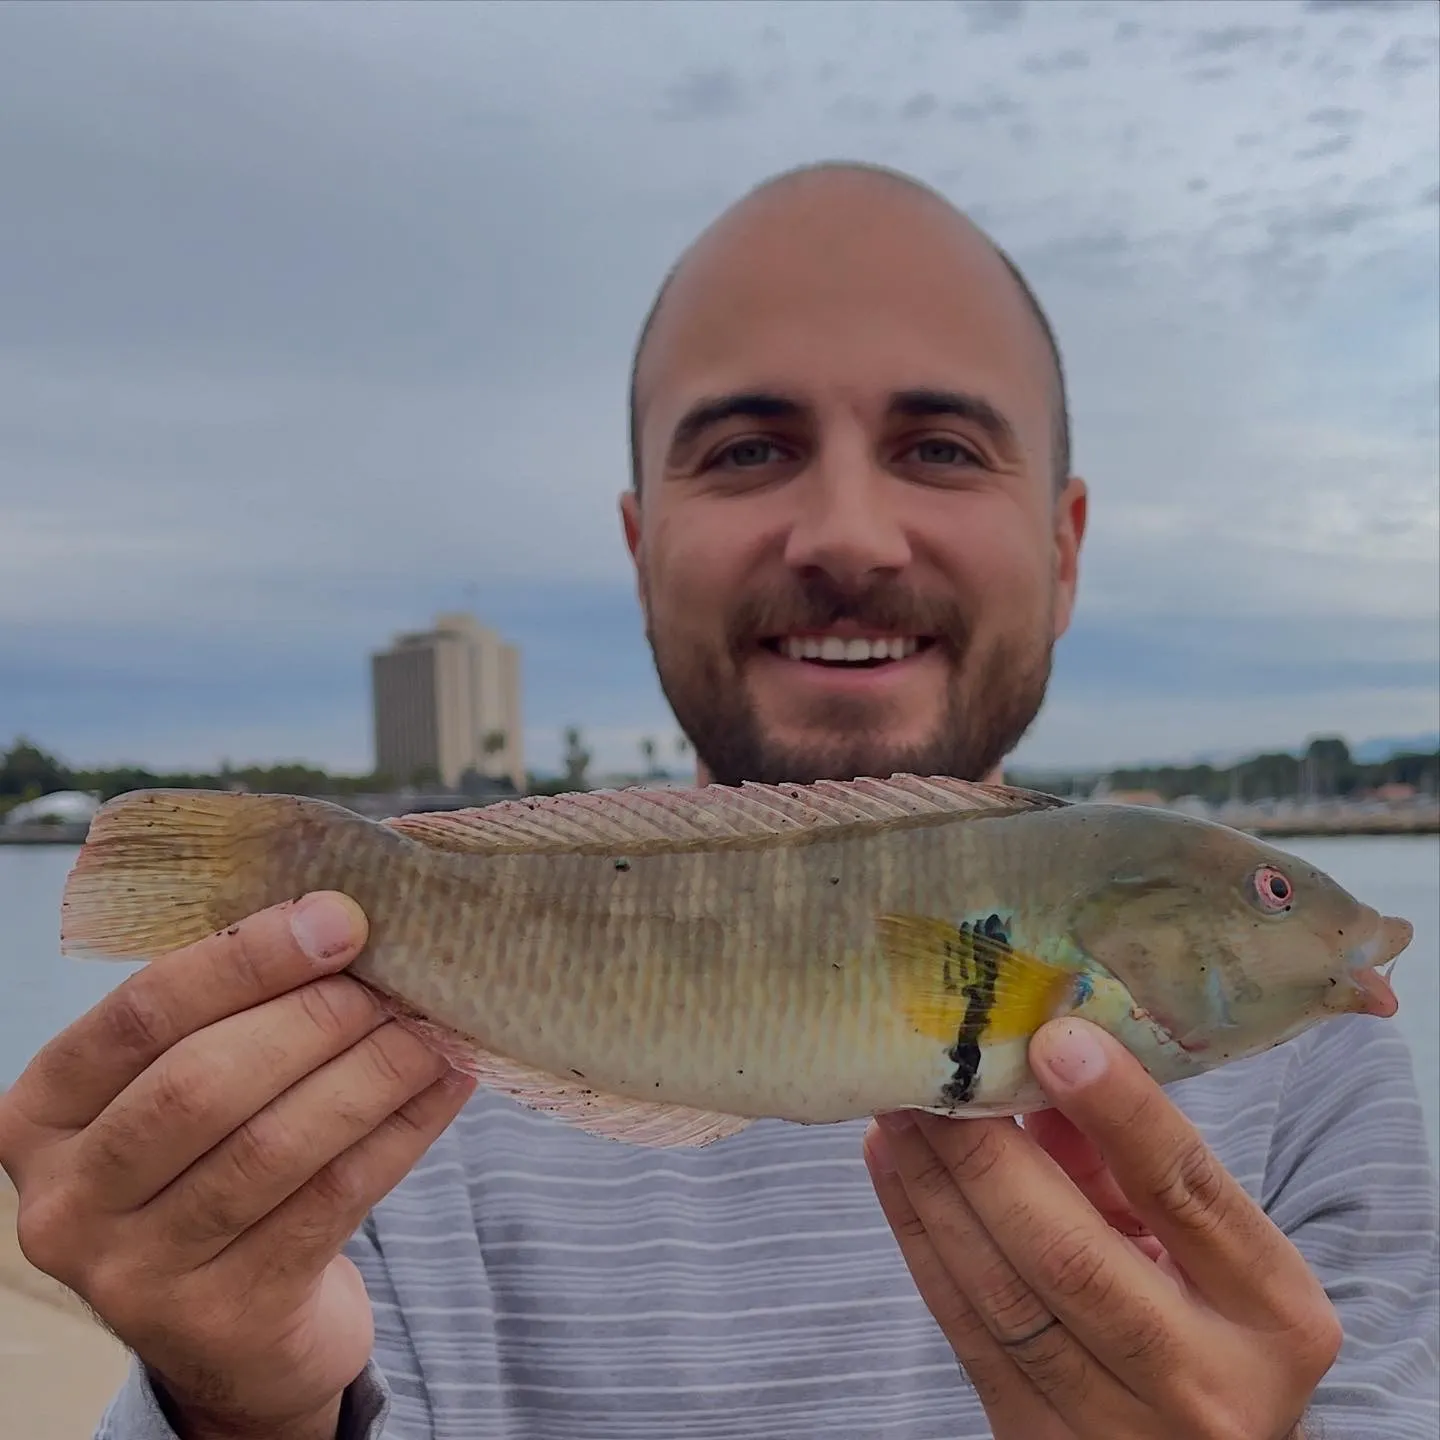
622,178,1087,787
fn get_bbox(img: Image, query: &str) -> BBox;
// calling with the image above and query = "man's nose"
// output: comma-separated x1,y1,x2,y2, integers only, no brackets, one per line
782,458,912,586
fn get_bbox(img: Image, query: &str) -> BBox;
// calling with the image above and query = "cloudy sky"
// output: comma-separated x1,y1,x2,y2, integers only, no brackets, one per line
1,0,1436,779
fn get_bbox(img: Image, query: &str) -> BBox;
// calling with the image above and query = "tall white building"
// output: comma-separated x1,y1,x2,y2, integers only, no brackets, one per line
371,612,524,791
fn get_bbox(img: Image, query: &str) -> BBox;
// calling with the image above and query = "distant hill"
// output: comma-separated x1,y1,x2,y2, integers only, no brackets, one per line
1351,733,1440,763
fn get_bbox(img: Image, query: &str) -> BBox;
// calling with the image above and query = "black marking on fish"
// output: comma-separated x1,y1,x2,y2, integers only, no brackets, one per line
614,857,631,872
939,913,1009,1107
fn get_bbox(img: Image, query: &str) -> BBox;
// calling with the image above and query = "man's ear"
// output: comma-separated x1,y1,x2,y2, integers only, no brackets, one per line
619,488,648,625
620,487,642,561
1051,475,1087,640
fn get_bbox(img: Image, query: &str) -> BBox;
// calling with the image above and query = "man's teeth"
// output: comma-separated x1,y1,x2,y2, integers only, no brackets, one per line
780,636,920,663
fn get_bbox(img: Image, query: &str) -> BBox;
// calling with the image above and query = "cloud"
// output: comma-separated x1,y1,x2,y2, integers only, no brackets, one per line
1022,47,1090,74
899,91,940,121
1303,0,1425,12
947,93,1024,122
1273,199,1388,237
657,66,748,121
1185,25,1294,57
1,0,1435,774
1307,104,1364,126
961,0,1027,36
827,93,882,124
1380,34,1437,75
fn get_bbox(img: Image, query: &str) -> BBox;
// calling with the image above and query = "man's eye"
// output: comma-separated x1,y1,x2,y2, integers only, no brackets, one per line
715,438,784,469
910,438,980,466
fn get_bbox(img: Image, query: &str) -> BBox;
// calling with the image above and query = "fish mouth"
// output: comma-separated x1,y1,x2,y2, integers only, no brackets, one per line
1344,914,1413,1019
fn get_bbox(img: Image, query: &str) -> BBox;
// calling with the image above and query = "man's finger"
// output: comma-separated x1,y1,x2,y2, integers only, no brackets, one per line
219,1068,476,1285
862,1121,1059,1433
902,1105,1198,1411
1030,1019,1320,1320
18,893,368,1133
79,975,387,1213
151,1020,452,1263
874,1112,1155,1424
1024,1109,1165,1263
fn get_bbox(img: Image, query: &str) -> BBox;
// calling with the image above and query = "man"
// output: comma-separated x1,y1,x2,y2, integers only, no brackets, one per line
1,162,1435,1440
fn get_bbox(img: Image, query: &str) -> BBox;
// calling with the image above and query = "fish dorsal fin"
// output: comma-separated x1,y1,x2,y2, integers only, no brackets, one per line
383,775,1065,857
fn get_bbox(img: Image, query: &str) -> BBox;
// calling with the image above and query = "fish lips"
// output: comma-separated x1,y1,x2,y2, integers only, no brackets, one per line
1342,914,1413,1019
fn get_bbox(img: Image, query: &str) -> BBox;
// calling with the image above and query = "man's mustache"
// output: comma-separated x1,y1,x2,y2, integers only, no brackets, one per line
726,575,972,650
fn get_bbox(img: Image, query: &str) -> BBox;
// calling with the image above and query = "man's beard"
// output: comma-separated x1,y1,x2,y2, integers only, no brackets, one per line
646,572,1054,787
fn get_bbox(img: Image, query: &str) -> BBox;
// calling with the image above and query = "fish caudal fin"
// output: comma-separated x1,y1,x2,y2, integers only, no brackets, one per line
877,913,1076,1046
59,789,339,961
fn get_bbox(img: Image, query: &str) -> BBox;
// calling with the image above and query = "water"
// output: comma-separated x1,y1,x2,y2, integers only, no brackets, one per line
0,838,1436,1163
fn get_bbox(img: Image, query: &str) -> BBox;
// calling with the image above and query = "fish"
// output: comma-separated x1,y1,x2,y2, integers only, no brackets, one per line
57,775,1412,1148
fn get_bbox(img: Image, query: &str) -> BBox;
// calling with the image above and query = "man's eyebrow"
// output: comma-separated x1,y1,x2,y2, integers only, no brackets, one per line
887,388,1019,451
667,392,810,454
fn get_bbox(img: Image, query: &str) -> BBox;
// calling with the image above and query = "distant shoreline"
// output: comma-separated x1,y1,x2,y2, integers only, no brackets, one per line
1241,819,1440,838
0,825,91,845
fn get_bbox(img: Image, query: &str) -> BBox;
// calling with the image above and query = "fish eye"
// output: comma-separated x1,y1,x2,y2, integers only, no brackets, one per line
1250,865,1294,914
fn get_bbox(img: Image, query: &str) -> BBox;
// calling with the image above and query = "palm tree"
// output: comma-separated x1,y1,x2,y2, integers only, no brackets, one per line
562,726,592,790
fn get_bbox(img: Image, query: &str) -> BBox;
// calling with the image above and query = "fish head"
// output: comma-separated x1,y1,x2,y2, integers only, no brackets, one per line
1064,805,1412,1058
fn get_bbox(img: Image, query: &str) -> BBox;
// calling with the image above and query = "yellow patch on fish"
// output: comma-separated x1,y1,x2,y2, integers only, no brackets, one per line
876,913,1075,1045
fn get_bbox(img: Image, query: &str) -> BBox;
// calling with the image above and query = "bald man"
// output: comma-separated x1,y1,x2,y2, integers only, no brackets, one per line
2,164,1435,1440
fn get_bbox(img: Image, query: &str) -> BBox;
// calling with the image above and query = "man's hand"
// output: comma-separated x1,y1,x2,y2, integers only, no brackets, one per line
863,1018,1340,1440
0,893,475,1440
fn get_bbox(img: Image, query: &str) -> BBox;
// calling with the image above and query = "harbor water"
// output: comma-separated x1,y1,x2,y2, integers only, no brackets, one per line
0,837,1436,1165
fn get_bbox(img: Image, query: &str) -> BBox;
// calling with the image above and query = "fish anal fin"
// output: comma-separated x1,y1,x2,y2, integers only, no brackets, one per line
383,774,1066,858
367,986,752,1149
877,912,1076,1045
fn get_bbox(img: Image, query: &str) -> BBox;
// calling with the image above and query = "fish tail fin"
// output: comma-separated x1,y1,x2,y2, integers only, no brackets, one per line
60,789,356,961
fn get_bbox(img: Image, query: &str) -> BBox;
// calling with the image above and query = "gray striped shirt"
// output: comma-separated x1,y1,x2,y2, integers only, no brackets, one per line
98,1014,1438,1438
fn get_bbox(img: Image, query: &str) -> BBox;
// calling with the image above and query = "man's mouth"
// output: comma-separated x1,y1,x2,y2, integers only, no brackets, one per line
760,634,935,668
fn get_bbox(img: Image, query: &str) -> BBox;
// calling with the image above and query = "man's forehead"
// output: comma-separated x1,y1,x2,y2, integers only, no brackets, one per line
632,170,1050,431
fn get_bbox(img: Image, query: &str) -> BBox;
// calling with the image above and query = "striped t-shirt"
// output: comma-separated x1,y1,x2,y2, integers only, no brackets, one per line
99,1013,1438,1439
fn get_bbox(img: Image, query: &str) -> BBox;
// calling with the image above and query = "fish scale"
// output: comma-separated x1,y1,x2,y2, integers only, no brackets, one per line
56,775,1411,1147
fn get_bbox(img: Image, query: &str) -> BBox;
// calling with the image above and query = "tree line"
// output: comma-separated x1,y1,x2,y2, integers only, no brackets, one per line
0,727,696,814
0,737,377,814
1013,735,1439,804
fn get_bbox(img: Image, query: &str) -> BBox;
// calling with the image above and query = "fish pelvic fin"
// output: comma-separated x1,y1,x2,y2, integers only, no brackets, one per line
59,788,355,961
384,773,1066,858
375,990,752,1147
877,912,1077,1047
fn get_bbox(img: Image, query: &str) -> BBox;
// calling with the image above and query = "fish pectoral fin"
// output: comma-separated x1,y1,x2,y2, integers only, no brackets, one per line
877,913,1076,1045
372,992,753,1148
